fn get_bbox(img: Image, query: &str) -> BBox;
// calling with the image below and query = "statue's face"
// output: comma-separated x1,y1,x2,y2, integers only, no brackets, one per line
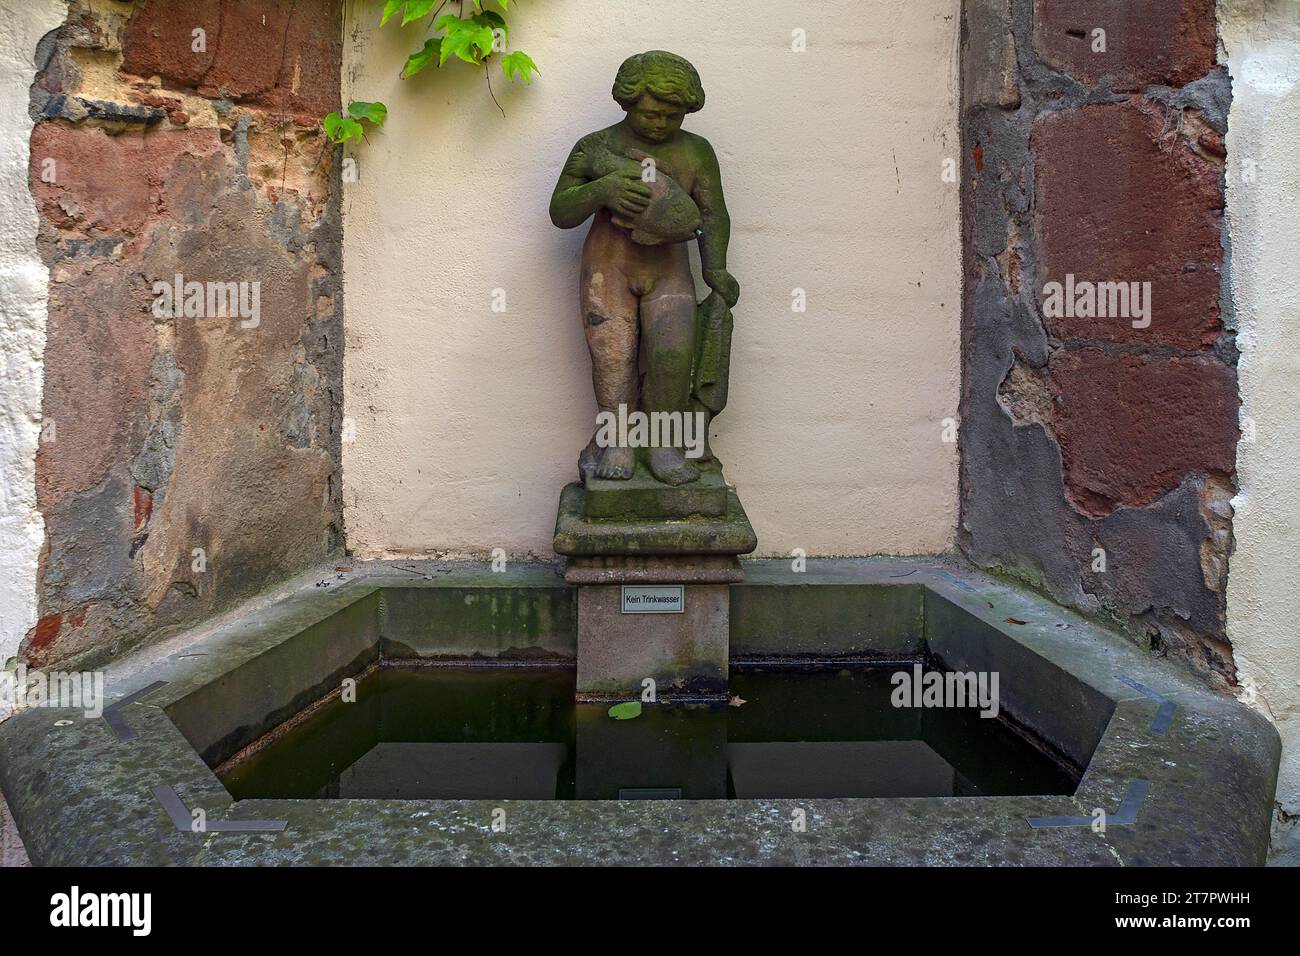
625,92,687,143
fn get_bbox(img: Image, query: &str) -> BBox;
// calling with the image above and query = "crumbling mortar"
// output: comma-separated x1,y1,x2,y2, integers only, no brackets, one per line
1053,338,1237,360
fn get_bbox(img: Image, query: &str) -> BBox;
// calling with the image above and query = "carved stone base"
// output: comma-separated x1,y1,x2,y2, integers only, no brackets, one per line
554,478,756,700
572,558,738,701
552,482,757,557
582,459,727,520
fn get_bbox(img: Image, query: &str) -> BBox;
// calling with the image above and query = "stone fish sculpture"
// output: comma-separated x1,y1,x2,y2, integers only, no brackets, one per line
571,139,702,246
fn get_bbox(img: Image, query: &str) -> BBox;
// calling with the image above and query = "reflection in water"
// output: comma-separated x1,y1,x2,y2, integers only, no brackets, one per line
219,666,1078,801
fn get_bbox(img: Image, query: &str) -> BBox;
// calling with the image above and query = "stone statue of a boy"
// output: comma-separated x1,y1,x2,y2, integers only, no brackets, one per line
550,51,738,486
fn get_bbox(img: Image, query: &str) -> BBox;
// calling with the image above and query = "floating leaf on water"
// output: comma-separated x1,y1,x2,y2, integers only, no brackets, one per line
607,701,642,720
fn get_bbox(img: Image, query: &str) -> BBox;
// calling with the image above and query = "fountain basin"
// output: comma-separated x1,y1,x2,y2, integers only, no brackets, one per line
0,559,1279,865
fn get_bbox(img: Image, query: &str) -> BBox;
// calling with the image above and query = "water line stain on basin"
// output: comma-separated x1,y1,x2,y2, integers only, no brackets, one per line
217,665,1079,801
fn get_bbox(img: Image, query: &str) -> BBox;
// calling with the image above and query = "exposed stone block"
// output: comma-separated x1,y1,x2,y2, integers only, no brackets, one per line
35,262,154,509
121,0,340,119
29,123,222,239
120,0,221,89
1033,0,1217,89
964,0,1021,110
1033,98,1224,350
1049,349,1238,516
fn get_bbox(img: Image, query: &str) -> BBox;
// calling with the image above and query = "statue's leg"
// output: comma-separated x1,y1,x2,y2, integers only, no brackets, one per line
580,262,637,480
640,263,700,486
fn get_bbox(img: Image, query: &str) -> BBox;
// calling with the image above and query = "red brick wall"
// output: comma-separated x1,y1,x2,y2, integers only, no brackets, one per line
960,0,1239,684
23,1,345,668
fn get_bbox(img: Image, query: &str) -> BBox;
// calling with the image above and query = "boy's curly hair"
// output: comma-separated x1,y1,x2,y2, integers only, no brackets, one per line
612,51,705,113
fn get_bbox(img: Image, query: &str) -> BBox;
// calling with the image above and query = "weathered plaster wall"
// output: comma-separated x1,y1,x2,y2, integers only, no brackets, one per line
959,0,1242,688
0,1,65,668
1218,0,1300,866
341,0,963,558
20,0,346,669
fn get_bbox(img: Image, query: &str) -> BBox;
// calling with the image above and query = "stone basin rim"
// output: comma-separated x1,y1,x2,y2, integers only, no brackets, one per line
0,557,1280,866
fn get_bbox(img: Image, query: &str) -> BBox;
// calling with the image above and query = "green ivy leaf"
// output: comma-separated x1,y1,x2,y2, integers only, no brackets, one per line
400,0,437,26
379,0,403,27
440,22,494,66
607,701,643,720
374,1,537,116
457,1,512,14
500,50,538,84
473,10,507,44
403,37,439,77
347,100,388,125
438,33,459,67
323,111,346,140
323,113,365,145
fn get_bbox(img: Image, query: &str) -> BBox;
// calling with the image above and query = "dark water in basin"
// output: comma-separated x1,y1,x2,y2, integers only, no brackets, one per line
218,666,1078,801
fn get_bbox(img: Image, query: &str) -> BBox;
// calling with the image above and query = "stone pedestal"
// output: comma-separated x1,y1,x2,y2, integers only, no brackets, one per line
553,482,757,557
553,477,757,701
582,460,728,520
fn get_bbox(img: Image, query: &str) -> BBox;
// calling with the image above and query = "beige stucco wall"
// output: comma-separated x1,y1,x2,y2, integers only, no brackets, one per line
1219,0,1300,865
340,0,962,558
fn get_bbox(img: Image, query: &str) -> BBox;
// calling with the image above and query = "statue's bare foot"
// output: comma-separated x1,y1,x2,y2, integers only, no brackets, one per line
648,447,699,485
595,445,634,480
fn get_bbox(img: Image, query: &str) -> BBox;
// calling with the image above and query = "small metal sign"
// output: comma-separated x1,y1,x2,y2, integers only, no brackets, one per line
621,585,684,614
618,788,682,800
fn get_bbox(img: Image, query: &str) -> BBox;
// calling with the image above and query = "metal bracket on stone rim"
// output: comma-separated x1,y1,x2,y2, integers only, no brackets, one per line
1117,675,1177,736
1026,778,1150,829
932,569,977,593
102,680,169,741
152,785,287,833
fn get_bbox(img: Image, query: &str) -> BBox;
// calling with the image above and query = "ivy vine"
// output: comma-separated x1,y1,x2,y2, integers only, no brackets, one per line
324,0,538,144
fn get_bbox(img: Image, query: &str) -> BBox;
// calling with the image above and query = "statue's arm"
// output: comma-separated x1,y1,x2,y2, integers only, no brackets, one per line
550,137,651,229
549,142,608,229
691,138,739,307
